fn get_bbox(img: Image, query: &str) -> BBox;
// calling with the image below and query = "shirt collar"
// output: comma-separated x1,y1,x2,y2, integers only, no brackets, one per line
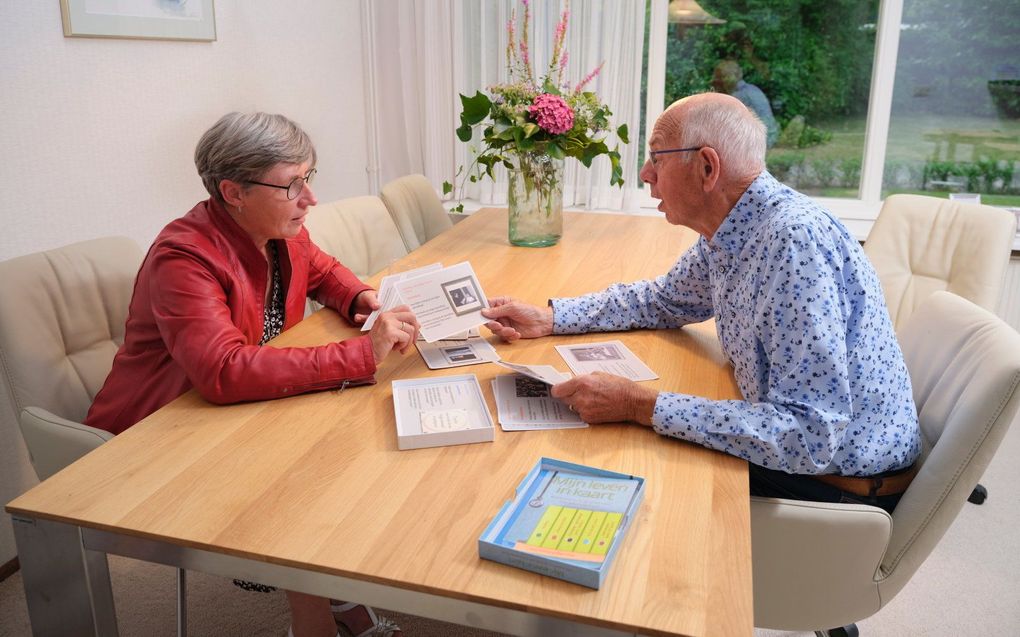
707,170,783,256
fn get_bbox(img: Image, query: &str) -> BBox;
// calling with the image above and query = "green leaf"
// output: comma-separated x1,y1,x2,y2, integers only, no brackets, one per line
459,92,491,126
609,151,625,187
546,143,566,160
580,140,610,167
456,124,473,143
512,128,535,151
522,123,540,138
542,77,560,95
442,181,453,195
616,124,630,144
452,203,464,213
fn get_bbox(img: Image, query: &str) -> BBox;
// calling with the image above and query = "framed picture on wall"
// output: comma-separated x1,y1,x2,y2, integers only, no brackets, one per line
60,0,216,41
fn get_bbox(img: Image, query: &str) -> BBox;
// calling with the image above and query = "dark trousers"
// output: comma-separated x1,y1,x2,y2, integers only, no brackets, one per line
748,464,903,514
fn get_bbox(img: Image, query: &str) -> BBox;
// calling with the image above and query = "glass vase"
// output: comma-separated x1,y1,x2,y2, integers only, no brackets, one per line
507,151,564,247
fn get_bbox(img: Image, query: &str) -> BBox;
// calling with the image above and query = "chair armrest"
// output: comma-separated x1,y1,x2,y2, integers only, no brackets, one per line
18,406,113,481
751,496,893,631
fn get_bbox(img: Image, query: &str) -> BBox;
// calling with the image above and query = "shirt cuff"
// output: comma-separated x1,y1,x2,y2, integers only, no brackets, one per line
549,297,589,334
650,392,705,443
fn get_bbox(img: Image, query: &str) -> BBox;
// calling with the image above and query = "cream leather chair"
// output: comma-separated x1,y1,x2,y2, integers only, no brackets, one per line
0,237,196,635
863,194,1016,330
0,237,142,480
864,194,1016,505
304,196,408,316
751,291,1020,635
380,174,453,251
304,195,408,281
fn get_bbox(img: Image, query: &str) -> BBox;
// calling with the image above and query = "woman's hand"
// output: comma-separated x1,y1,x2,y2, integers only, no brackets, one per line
480,296,554,342
351,290,381,325
368,305,419,364
550,372,658,425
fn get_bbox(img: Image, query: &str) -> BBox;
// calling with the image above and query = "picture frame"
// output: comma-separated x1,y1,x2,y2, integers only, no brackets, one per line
60,0,217,41
440,276,484,317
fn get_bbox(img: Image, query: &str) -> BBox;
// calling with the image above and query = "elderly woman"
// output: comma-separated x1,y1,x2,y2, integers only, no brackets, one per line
86,112,409,637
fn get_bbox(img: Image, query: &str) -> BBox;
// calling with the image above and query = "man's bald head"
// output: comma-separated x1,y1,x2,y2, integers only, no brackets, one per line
651,92,766,181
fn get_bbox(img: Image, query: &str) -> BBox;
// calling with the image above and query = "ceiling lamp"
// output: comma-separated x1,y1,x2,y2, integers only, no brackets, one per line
667,0,725,25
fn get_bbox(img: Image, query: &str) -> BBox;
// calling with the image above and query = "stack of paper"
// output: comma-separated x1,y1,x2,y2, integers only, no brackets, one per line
415,328,500,369
490,361,586,431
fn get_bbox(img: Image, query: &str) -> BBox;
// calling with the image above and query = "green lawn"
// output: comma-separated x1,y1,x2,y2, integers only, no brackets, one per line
766,113,1020,206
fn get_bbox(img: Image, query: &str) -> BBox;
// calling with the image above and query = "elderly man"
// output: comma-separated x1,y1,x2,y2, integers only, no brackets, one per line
482,93,919,512
711,60,780,148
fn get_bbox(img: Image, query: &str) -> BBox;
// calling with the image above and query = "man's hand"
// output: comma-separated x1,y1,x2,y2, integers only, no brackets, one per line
551,372,658,425
481,296,554,342
351,290,381,325
367,305,419,364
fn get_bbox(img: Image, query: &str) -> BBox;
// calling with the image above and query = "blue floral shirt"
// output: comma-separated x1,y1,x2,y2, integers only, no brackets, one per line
551,172,919,476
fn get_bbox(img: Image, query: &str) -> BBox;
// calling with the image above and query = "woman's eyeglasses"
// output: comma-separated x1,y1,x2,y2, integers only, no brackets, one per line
246,168,317,200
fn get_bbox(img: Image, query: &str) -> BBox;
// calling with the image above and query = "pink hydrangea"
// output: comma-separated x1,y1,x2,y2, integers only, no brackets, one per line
529,93,575,135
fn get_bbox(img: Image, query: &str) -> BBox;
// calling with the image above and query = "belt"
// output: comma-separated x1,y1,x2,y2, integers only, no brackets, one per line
812,464,918,498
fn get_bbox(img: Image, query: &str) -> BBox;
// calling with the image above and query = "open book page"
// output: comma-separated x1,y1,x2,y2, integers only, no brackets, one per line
554,340,658,381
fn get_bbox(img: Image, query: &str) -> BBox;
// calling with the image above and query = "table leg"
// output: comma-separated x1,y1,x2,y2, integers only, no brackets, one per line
11,515,118,637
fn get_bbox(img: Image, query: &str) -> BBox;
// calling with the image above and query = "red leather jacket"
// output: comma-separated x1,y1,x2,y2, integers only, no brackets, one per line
86,198,375,435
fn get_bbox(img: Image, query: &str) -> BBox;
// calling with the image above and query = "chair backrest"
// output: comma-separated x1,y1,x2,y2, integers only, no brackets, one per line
380,174,453,251
0,237,143,424
863,194,1016,329
879,291,1020,597
304,196,408,280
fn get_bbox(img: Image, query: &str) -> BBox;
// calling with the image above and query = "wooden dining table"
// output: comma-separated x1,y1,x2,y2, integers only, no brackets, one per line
7,207,751,637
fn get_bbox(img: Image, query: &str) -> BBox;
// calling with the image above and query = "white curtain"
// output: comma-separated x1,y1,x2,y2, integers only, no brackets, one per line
364,0,458,192
366,0,646,211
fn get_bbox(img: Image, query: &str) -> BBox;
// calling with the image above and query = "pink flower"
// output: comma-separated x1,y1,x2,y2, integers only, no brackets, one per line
529,93,575,135
575,61,604,94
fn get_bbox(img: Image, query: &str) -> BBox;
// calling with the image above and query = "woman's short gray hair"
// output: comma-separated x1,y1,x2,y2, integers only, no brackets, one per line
675,96,766,177
194,112,317,201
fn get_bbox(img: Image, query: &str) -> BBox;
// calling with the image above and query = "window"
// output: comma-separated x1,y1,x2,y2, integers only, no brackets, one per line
884,0,1020,207
641,0,1020,224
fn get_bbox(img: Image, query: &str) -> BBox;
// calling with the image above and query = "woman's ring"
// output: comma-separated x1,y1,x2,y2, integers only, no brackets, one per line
400,321,406,331
568,405,575,412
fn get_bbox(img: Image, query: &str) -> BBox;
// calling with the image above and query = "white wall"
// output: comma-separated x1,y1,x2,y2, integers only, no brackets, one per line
0,0,370,262
0,0,370,564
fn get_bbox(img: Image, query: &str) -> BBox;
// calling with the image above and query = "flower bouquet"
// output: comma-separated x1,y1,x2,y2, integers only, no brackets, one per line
444,1,629,247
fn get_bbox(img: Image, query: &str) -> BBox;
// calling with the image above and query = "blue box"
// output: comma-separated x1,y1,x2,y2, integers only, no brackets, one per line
478,457,645,589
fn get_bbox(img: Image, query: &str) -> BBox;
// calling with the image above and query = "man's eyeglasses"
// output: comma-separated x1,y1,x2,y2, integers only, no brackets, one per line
246,168,317,200
648,147,704,166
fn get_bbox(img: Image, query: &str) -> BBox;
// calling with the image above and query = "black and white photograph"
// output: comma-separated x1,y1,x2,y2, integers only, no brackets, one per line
569,344,623,362
441,345,479,364
441,276,484,316
514,375,550,398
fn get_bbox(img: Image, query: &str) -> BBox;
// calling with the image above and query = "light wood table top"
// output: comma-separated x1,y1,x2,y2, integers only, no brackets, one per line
8,208,750,637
